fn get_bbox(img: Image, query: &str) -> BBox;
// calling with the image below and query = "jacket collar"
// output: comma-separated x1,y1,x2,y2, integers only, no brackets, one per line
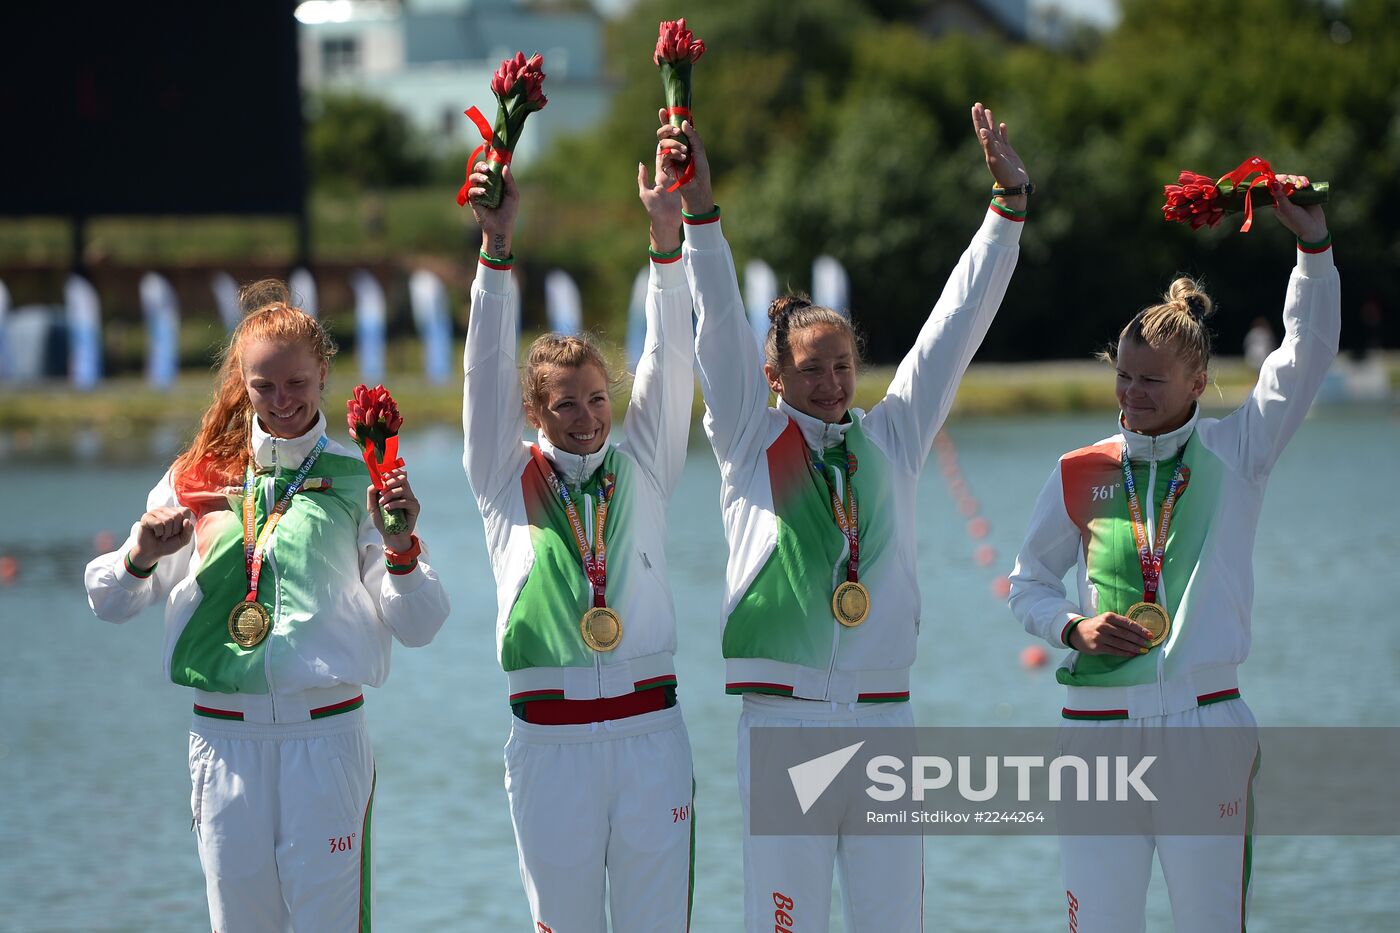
1120,404,1198,462
778,397,853,451
251,410,327,473
538,430,611,489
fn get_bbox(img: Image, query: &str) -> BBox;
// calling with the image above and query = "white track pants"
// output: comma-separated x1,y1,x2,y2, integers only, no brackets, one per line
505,704,695,933
188,710,375,933
738,696,923,933
1057,698,1260,933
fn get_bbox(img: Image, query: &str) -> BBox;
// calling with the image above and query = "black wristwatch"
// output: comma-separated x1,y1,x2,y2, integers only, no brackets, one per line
991,182,1035,197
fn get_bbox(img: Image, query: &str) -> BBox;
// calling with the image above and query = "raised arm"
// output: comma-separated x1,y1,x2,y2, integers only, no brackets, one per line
663,118,772,465
863,103,1027,473
85,470,194,623
1209,179,1340,478
461,163,530,505
620,151,695,497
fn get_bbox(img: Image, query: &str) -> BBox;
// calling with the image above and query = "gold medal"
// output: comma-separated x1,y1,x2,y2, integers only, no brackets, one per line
832,580,870,628
1125,601,1171,648
580,606,623,652
227,600,272,648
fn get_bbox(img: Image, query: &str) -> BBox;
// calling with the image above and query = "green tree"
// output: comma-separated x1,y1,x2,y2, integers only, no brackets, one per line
305,91,430,190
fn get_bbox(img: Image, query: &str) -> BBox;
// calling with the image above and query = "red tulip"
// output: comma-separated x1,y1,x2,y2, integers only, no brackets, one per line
347,384,403,447
490,51,548,110
1162,170,1224,229
655,18,706,66
346,384,409,532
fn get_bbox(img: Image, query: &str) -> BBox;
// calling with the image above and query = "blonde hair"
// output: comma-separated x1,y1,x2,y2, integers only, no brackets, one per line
764,293,863,371
1099,276,1215,373
522,333,613,415
171,279,337,483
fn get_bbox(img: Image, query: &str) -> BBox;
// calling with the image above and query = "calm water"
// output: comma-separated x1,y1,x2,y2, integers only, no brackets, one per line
1,410,1396,932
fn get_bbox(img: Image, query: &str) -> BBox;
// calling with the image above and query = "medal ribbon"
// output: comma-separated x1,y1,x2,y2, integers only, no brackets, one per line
530,448,614,608
814,450,860,583
1119,446,1187,605
240,435,327,604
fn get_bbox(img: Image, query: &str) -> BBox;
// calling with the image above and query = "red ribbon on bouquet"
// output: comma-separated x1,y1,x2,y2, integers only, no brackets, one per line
1217,157,1292,233
361,435,403,491
660,106,694,191
456,106,513,207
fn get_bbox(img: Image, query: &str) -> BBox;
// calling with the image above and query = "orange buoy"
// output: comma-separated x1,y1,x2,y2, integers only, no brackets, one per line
967,517,990,539
974,544,997,567
991,575,1012,599
1020,645,1049,669
0,555,17,586
94,531,117,554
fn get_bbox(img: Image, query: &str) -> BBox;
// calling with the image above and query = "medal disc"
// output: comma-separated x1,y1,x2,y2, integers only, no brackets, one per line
580,606,623,652
832,581,870,628
227,600,272,648
1125,601,1171,648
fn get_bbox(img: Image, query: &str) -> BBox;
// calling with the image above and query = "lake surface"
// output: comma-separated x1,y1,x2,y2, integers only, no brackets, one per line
1,410,1396,931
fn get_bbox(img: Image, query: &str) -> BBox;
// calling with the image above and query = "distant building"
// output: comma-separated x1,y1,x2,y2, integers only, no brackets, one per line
915,0,1030,42
297,0,610,166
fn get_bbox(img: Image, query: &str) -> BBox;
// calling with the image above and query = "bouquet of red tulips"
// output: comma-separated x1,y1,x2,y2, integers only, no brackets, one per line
347,384,409,534
1162,157,1329,232
457,52,549,210
654,18,705,190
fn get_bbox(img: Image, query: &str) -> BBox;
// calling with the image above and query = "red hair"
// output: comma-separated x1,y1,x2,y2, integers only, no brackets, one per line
171,279,337,484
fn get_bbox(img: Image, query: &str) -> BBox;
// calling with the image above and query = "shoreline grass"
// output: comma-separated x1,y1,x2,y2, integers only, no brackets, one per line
5,356,1393,451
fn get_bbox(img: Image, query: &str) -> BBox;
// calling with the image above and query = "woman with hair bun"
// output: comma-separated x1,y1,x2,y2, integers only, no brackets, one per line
1008,178,1338,931
84,279,450,931
460,152,697,929
659,103,1029,930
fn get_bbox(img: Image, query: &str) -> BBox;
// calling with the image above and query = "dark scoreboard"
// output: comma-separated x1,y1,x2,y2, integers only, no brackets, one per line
0,1,304,217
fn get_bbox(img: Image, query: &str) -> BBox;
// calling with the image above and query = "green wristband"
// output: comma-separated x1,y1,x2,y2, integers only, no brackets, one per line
124,552,157,578
478,249,514,269
680,204,721,223
989,198,1027,219
649,244,683,262
1297,232,1332,252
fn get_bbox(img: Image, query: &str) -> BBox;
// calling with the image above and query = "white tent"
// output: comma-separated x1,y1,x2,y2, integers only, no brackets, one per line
812,255,851,319
349,270,387,383
743,259,779,350
408,269,453,385
544,269,583,336
210,272,242,331
290,267,318,319
139,272,180,389
65,274,102,390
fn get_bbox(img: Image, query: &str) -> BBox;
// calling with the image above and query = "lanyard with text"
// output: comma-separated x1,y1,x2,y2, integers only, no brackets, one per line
241,435,327,603
530,447,614,608
1119,446,1187,606
815,449,861,582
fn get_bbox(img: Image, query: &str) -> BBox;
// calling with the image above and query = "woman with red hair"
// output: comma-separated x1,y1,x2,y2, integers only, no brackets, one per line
84,280,449,932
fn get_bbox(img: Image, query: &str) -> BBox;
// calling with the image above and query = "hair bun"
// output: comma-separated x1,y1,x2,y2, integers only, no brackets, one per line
238,278,292,315
768,293,812,327
1166,276,1214,321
